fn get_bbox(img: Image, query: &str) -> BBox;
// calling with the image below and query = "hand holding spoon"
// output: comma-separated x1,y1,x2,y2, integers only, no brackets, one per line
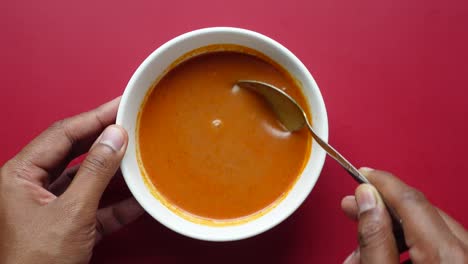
237,80,407,252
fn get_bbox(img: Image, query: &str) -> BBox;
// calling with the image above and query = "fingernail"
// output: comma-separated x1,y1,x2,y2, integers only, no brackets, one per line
359,167,374,172
100,126,125,151
356,185,377,214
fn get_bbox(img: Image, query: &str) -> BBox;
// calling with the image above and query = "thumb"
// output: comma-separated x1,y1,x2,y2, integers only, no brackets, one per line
62,125,128,210
355,184,399,264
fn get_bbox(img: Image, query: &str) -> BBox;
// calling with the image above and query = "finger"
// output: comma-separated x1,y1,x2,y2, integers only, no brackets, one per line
48,130,126,196
437,209,468,246
341,198,468,249
95,197,144,243
10,97,121,187
356,184,399,264
342,197,468,250
62,125,128,209
49,166,126,197
48,165,80,195
360,168,457,249
341,195,358,221
341,195,468,251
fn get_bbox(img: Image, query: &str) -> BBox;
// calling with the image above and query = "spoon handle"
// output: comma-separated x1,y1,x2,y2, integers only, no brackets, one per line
304,122,408,252
304,122,368,183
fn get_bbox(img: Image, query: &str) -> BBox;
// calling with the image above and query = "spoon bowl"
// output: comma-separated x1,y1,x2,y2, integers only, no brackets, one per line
237,80,369,184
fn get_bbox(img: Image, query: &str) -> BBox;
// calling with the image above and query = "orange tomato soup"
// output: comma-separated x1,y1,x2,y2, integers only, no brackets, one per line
138,46,311,223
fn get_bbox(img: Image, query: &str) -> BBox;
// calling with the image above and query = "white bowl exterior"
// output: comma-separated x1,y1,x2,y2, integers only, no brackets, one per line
116,27,328,241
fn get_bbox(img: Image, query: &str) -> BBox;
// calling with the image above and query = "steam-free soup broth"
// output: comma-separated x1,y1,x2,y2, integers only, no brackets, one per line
138,46,312,223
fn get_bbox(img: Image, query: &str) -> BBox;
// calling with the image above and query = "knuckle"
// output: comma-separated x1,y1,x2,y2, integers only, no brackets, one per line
50,119,67,133
358,215,391,248
82,151,112,175
4,158,35,182
50,118,75,145
400,187,427,205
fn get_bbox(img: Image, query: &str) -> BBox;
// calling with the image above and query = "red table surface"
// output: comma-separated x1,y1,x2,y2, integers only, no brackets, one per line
1,0,468,263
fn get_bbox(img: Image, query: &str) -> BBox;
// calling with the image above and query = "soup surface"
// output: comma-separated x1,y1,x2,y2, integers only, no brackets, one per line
138,47,311,223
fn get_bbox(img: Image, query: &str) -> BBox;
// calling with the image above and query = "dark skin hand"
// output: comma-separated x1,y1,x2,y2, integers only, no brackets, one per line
0,97,144,264
342,168,468,264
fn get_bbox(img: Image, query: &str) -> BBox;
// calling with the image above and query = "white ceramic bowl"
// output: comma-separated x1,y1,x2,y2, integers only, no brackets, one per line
116,27,328,241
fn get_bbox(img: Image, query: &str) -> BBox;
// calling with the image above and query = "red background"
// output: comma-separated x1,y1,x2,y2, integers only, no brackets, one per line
1,0,468,263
